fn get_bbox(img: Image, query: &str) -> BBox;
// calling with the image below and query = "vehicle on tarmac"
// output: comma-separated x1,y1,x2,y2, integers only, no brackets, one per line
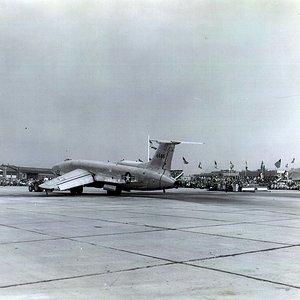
28,179,44,192
39,140,202,196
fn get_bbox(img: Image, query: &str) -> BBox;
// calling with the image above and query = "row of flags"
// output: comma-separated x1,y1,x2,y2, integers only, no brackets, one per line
148,140,296,170
181,157,296,170
272,158,295,169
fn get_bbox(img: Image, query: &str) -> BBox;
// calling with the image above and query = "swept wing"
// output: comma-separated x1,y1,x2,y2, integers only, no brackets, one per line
39,168,139,191
39,169,94,191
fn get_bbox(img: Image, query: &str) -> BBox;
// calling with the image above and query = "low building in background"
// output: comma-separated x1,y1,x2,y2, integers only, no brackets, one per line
0,164,53,185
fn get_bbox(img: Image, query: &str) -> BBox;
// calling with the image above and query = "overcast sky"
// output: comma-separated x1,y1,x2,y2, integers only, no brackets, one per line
1,0,300,174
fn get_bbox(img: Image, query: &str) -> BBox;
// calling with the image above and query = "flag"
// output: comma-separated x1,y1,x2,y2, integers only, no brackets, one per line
291,158,295,164
149,140,157,150
245,161,248,170
198,162,202,169
274,159,281,168
214,161,218,169
285,163,289,168
260,161,264,170
230,161,234,170
182,157,189,164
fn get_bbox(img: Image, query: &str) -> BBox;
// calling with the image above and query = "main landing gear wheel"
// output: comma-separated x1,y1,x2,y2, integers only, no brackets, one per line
70,186,83,195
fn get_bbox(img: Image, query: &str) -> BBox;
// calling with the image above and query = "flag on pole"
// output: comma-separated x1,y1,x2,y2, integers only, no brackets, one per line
214,161,218,169
245,161,248,170
285,163,289,168
274,159,281,168
230,161,234,170
291,158,295,164
198,162,202,169
149,140,157,150
182,157,189,164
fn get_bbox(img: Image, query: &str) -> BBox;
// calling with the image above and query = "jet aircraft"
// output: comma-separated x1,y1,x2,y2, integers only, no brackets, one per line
40,140,202,195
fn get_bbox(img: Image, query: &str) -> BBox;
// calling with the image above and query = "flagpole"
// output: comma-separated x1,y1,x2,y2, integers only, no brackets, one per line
147,135,150,162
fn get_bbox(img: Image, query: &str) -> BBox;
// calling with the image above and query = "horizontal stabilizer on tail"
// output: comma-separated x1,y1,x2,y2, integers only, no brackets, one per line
149,139,204,145
147,138,204,172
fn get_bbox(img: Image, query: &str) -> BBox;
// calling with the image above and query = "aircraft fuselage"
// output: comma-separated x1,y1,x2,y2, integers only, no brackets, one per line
52,159,176,191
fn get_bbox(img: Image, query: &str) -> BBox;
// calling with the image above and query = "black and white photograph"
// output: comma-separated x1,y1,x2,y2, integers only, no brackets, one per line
1,0,300,298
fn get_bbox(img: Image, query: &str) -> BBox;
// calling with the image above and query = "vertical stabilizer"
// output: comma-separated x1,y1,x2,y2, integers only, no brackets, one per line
147,141,180,171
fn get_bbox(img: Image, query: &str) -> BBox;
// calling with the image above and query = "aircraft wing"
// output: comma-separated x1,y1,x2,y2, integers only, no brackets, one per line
39,169,94,191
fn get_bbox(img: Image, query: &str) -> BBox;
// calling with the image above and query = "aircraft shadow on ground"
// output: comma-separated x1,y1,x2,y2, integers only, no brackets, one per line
30,190,245,205
0,187,269,205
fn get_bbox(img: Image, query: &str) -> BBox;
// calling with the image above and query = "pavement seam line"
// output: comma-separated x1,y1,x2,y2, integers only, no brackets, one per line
183,243,300,262
0,262,173,289
177,229,292,246
185,262,300,290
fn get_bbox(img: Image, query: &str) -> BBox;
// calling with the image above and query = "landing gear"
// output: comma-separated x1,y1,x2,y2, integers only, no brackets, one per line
70,186,83,195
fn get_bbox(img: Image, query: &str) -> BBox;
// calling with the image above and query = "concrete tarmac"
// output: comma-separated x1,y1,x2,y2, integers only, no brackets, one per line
0,186,300,299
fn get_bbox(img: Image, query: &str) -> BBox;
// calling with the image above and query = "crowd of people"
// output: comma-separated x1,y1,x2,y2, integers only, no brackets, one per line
0,174,299,191
0,178,48,187
182,175,299,191
0,178,29,186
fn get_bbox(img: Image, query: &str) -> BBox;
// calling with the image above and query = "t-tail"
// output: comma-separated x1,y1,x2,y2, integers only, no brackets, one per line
147,139,204,172
147,141,181,172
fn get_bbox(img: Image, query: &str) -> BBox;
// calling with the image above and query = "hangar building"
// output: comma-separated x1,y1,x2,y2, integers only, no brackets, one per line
0,164,53,181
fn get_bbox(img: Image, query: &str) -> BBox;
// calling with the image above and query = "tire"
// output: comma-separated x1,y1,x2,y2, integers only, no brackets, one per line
28,185,33,192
